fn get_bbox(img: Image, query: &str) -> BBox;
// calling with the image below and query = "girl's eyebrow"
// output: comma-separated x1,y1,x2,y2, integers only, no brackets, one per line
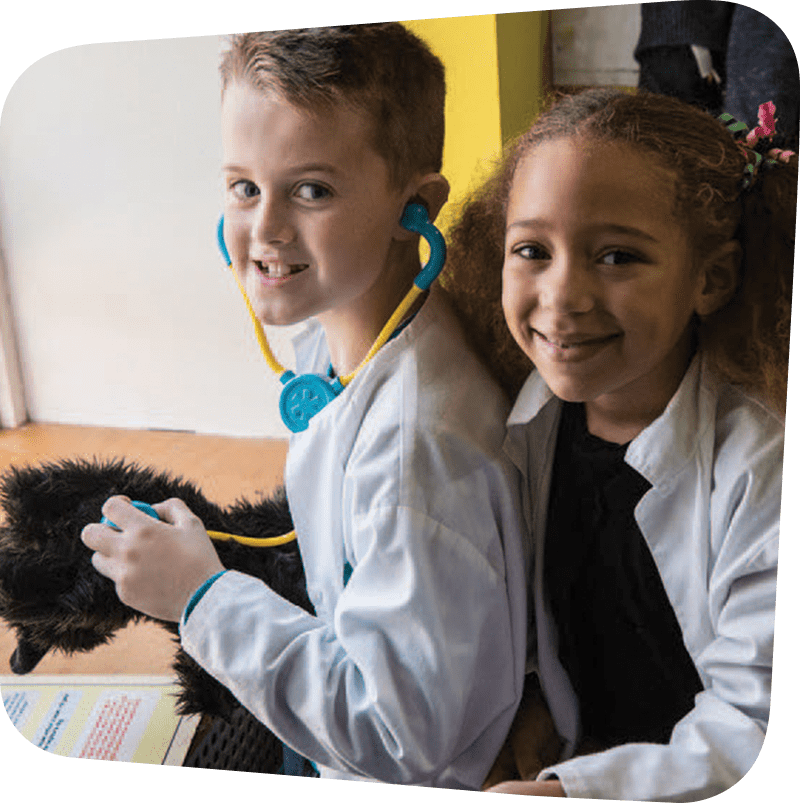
506,218,660,244
589,223,660,243
506,217,550,233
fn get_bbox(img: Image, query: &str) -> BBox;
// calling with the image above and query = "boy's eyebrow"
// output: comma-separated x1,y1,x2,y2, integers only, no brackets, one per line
221,162,342,176
506,218,660,243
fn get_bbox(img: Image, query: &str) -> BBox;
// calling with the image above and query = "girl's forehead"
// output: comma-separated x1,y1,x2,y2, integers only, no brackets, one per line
516,136,673,182
506,137,683,235
512,138,675,201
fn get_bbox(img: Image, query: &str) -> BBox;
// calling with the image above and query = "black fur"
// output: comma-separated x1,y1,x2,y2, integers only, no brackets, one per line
0,457,311,728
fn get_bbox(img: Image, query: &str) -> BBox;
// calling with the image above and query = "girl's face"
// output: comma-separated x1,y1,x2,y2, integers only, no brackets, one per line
502,137,708,441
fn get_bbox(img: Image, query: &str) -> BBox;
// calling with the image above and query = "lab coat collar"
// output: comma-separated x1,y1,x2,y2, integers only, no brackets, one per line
625,355,717,491
505,354,716,491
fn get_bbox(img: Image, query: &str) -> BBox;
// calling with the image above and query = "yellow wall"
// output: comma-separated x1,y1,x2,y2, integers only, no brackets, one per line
496,12,548,144
404,12,547,232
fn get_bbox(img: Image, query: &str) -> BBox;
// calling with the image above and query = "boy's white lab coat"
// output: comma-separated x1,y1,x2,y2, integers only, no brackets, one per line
504,354,782,801
181,286,527,789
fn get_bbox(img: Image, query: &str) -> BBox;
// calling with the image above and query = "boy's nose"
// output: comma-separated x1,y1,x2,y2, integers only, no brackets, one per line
251,196,294,245
540,258,595,314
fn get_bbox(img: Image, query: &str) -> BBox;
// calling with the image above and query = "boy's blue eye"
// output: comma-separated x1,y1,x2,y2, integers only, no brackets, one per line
295,183,331,202
231,180,259,199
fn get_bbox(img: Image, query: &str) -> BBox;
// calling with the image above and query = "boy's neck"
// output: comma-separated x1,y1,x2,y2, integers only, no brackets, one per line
317,247,422,376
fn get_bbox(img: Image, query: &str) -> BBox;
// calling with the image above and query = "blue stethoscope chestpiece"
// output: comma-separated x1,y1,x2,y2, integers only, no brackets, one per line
278,371,343,433
101,500,161,530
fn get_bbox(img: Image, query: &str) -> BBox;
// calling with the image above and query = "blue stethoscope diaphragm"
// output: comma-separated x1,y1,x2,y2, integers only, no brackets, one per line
278,372,344,432
219,203,446,432
101,500,160,530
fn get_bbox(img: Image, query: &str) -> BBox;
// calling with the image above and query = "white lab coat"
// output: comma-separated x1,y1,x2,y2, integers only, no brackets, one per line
504,354,782,801
181,285,527,789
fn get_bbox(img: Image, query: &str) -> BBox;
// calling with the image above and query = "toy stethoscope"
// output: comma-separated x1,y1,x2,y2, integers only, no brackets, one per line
103,204,446,548
216,202,446,433
101,500,298,547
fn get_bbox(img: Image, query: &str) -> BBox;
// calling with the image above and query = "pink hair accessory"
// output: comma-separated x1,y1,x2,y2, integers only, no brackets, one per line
745,101,777,147
766,147,795,163
719,103,794,190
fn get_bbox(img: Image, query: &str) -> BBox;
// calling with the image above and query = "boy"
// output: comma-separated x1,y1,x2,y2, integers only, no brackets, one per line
82,24,526,789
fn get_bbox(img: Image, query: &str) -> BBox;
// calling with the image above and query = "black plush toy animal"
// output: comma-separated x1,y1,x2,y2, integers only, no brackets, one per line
0,457,313,772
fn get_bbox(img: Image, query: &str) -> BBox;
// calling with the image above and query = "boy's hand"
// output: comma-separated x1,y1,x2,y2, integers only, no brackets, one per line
486,780,566,797
81,496,225,622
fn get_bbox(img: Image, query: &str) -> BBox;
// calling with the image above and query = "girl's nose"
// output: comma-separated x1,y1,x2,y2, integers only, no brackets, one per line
251,196,294,246
539,257,595,314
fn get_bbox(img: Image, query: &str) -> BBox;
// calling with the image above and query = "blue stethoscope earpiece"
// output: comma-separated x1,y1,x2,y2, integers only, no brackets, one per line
218,202,446,433
217,216,231,265
399,203,447,291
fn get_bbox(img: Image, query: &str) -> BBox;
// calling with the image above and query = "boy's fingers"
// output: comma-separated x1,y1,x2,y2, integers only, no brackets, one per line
100,495,137,526
81,522,120,556
151,497,197,527
89,549,119,582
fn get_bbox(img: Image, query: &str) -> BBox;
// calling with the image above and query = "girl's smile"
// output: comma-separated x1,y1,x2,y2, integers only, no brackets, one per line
533,328,623,361
503,137,712,441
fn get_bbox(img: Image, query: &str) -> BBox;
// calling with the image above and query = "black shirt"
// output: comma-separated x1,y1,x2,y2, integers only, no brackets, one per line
545,402,703,747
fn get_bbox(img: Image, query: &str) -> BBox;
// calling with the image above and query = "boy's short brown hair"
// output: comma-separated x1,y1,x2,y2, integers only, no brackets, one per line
220,24,445,188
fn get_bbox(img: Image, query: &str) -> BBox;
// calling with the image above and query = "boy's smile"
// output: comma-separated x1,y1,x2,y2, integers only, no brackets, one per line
221,81,420,373
502,137,710,441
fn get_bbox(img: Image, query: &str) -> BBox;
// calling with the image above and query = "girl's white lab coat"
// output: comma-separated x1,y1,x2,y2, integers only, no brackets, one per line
504,355,782,801
180,286,527,789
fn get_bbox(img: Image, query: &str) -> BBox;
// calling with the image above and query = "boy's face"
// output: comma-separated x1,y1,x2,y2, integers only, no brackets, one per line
221,81,410,328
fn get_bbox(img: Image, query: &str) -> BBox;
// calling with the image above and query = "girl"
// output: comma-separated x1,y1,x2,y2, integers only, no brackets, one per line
444,88,794,799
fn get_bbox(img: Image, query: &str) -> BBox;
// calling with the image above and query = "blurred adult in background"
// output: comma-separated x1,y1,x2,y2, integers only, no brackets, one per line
635,1,798,150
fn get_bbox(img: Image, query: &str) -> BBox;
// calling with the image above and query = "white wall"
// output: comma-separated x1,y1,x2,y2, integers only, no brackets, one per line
553,3,641,87
0,35,296,437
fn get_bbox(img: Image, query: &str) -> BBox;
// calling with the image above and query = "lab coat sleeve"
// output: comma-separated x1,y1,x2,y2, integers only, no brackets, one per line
179,504,520,787
536,462,779,800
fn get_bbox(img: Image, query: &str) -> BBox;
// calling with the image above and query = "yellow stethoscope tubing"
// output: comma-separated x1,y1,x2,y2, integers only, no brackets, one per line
217,257,422,548
207,528,297,547
215,203,443,547
228,263,423,389
102,502,297,548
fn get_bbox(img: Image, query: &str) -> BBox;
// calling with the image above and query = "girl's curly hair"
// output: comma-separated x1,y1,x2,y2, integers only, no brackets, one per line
442,88,796,414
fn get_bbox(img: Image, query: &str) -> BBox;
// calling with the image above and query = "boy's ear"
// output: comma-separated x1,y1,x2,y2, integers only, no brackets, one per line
695,240,741,317
394,173,450,241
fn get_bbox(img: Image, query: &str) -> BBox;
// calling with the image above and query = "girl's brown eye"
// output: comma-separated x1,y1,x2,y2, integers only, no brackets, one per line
600,250,639,266
515,244,550,260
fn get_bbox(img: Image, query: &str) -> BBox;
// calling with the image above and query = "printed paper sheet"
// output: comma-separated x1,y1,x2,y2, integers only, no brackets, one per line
1,675,199,766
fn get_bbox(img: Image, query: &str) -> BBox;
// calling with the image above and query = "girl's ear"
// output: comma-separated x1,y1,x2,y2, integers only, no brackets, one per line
695,240,741,317
394,173,450,241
